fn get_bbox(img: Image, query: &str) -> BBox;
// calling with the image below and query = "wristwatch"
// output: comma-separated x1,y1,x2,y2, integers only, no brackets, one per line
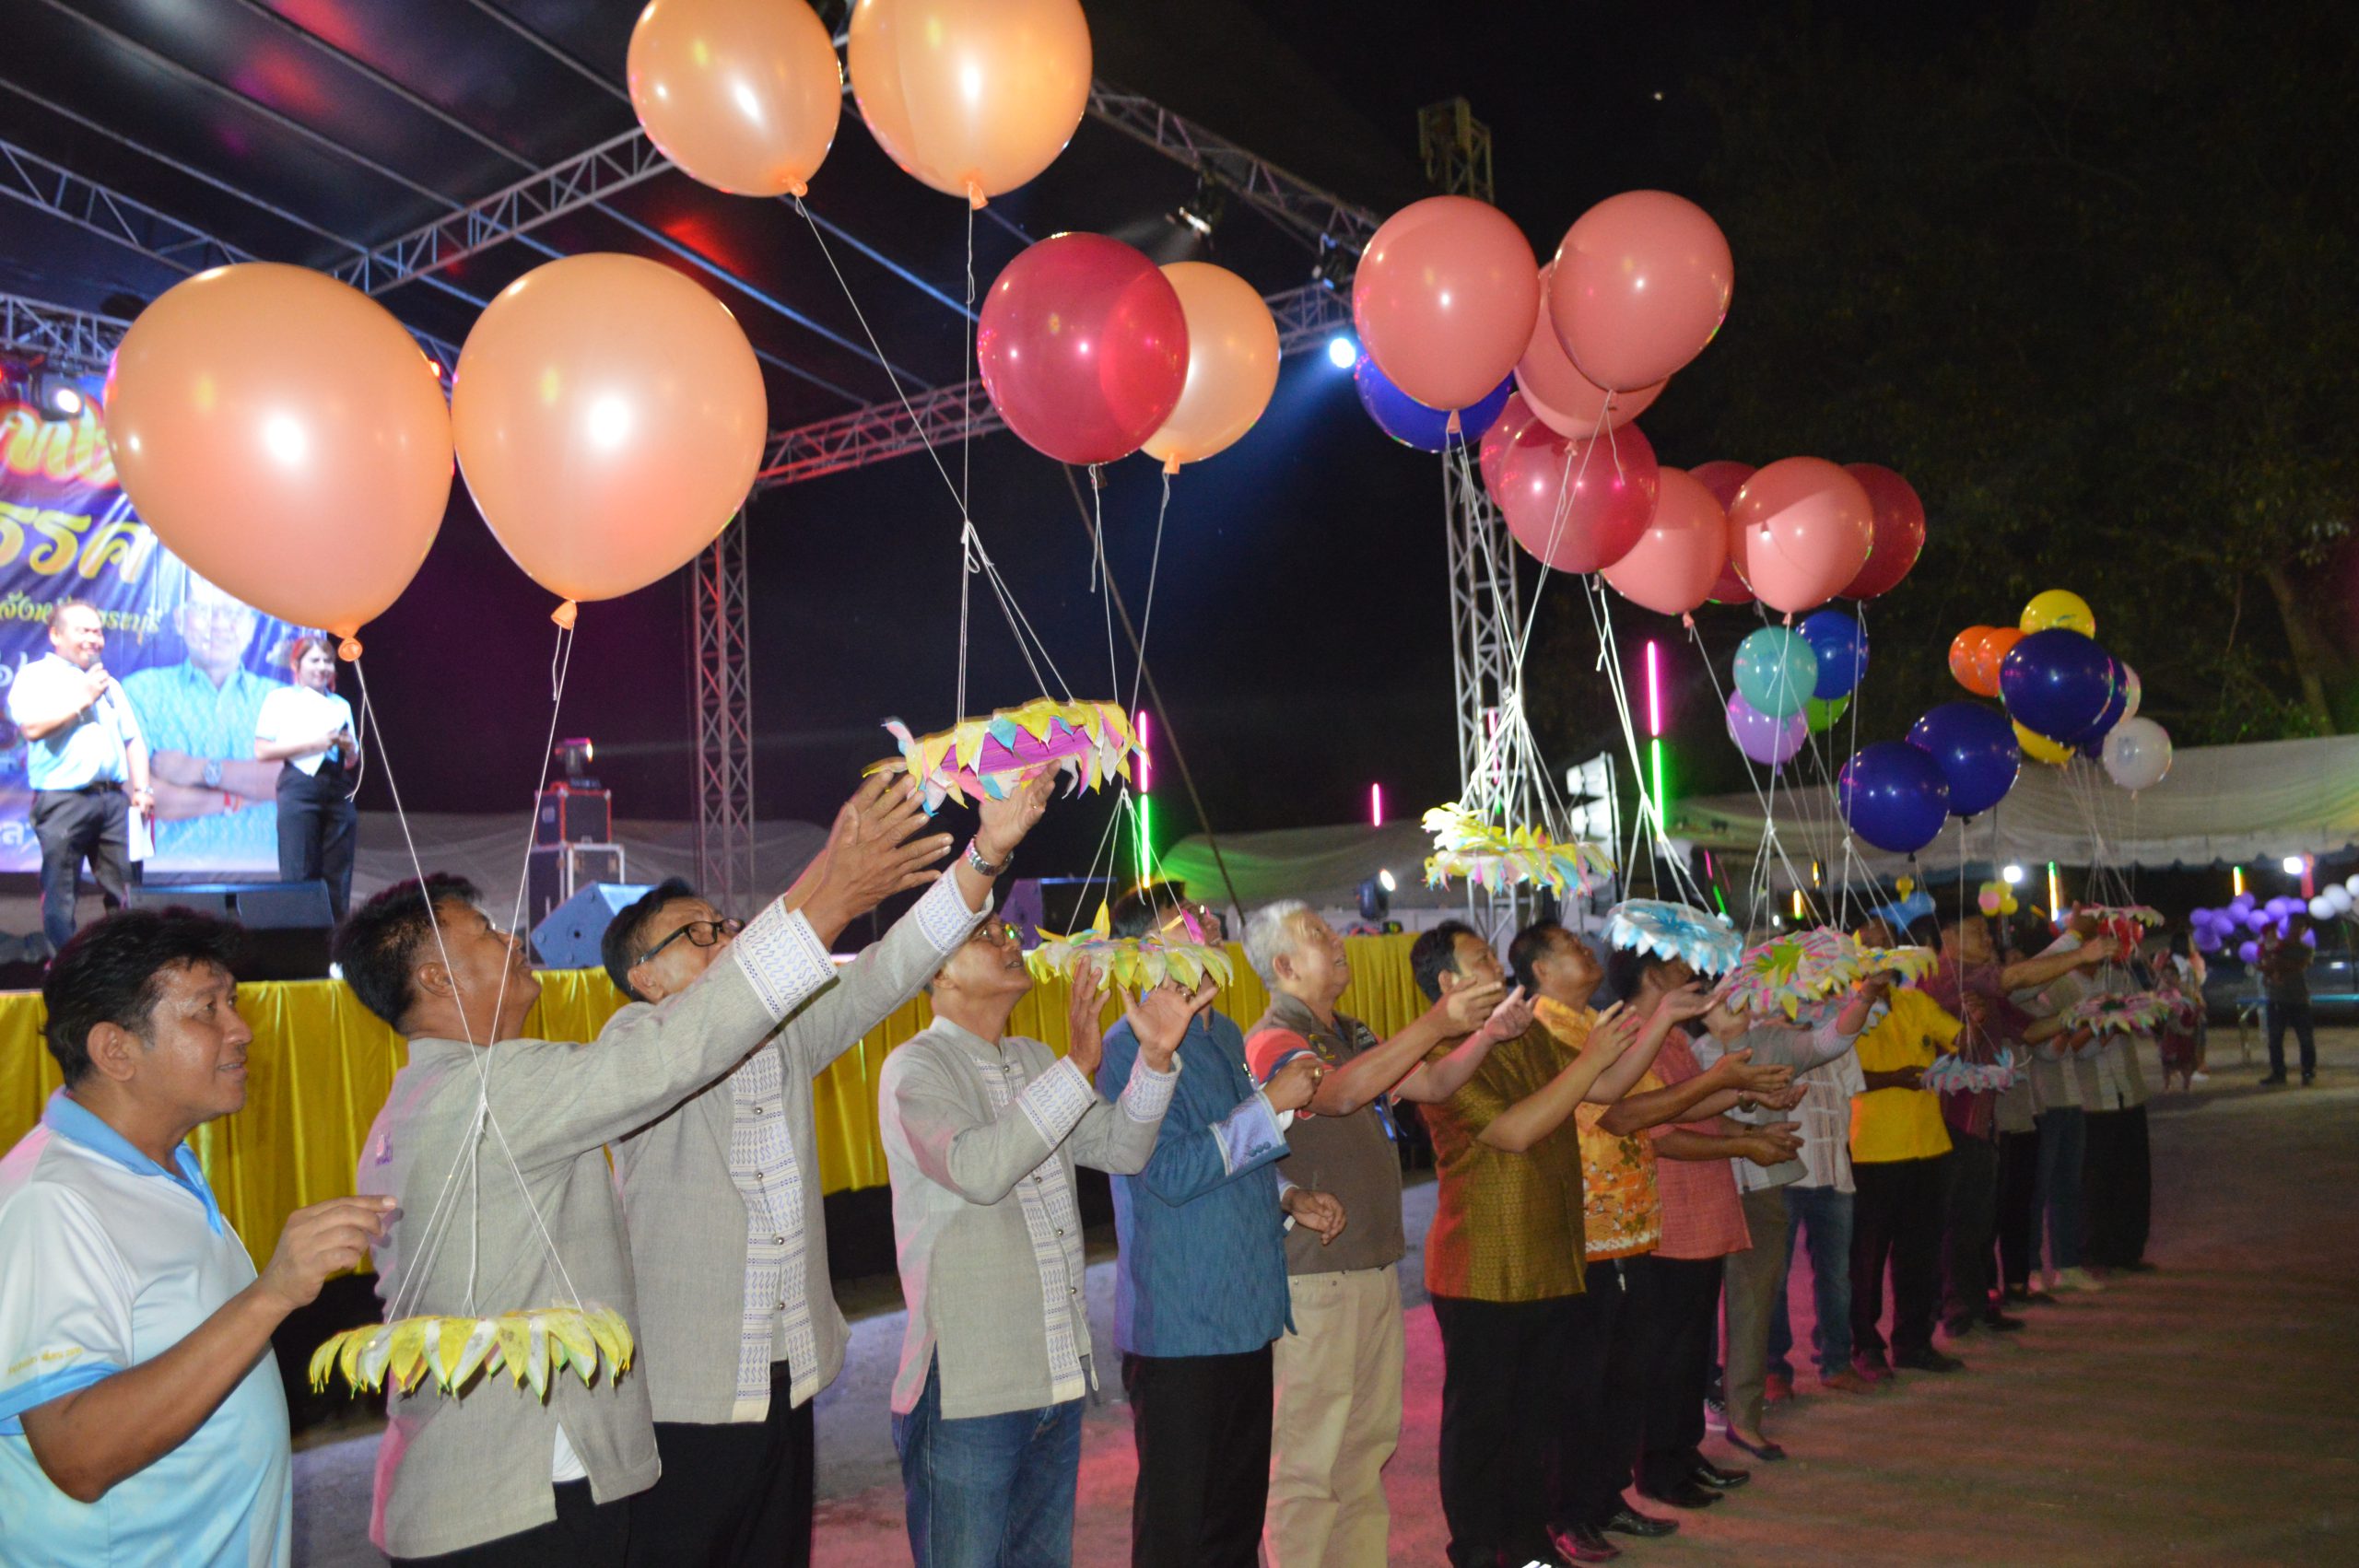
964,839,1006,879
203,758,224,789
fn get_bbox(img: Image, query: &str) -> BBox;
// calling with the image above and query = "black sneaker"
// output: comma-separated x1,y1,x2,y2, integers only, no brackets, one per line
1893,1347,1966,1373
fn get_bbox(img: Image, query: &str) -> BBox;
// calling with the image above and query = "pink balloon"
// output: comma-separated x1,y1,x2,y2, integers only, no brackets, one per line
1490,419,1660,574
1353,195,1540,412
977,232,1187,465
1601,466,1727,615
1689,460,1755,604
1516,263,1665,439
1726,457,1875,615
1840,462,1928,599
1477,391,1538,497
1550,191,1734,392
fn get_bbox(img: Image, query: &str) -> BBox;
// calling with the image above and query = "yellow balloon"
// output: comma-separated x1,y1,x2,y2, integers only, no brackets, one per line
2020,589,2095,638
2013,720,2073,766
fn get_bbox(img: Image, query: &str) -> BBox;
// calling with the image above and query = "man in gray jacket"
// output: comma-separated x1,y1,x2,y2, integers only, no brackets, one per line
879,923,1213,1568
340,776,948,1566
602,774,1053,1567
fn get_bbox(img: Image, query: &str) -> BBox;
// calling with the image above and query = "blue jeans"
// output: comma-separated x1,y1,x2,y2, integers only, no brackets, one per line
2032,1106,2087,1272
892,1359,1084,1568
1767,1185,1854,1378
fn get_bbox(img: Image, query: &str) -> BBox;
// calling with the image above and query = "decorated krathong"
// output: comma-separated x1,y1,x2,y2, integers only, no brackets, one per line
1024,903,1234,991
1421,802,1613,896
1923,1047,2021,1094
2082,904,2164,954
2069,990,2171,1036
867,698,1136,813
1603,899,1744,976
309,1305,633,1399
1719,929,1937,1018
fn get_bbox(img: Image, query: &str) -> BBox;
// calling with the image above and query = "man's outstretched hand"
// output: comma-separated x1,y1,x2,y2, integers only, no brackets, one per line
800,776,955,945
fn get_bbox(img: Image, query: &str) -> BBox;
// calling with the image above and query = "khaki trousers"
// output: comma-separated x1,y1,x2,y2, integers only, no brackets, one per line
1264,1264,1404,1568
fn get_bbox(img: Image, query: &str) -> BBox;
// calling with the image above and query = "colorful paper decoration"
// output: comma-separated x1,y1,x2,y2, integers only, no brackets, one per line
1719,929,1936,1018
310,1305,633,1399
1421,802,1614,895
868,698,1136,813
2068,989,2171,1036
1923,1047,2021,1094
1023,903,1234,991
1603,898,1745,976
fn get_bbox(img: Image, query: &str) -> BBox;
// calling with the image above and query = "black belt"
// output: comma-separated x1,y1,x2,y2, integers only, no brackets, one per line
38,781,125,797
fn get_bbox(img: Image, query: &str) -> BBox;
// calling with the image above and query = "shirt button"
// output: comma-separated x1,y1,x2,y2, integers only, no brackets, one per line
774,1235,787,1246
1054,1227,1065,1237
1068,1287,1078,1296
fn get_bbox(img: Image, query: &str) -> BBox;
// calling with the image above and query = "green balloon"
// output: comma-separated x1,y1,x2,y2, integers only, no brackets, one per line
1805,695,1851,733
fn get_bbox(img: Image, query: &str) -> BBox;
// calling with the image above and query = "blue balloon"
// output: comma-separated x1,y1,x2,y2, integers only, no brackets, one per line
2073,660,2130,753
1354,357,1512,452
1798,610,1869,698
1906,701,2020,816
1999,628,2116,742
1732,626,1819,720
1838,741,1952,854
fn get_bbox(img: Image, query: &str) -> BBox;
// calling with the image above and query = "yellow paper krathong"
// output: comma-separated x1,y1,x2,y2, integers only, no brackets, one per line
866,698,1135,814
1024,903,1234,992
309,1305,633,1400
1421,802,1614,896
1719,930,1938,1019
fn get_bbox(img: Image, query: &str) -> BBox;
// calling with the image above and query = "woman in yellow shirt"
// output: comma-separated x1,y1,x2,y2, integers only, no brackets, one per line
1848,981,1964,1378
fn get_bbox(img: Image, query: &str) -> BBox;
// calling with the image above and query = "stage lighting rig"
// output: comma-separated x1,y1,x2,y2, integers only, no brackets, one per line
555,737,598,785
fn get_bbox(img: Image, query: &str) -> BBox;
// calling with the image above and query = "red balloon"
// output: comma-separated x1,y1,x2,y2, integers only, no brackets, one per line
1689,460,1755,603
1353,195,1540,412
1550,191,1734,392
1601,466,1726,615
1490,419,1660,574
1725,457,1874,614
1841,462,1928,599
976,233,1187,464
1516,263,1665,439
1477,391,1537,496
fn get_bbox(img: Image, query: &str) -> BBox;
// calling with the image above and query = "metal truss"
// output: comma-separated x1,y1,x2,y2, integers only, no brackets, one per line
692,511,757,915
752,282,1353,488
0,291,133,374
1086,87,1382,258
326,129,668,297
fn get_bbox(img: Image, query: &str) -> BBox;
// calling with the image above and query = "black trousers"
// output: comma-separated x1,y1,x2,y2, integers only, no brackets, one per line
2082,1106,2153,1269
1637,1256,1720,1495
1432,1293,1574,1568
629,1362,815,1568
30,785,131,954
2267,999,2318,1079
1942,1133,2001,1325
1121,1347,1273,1568
1851,1154,1949,1359
392,1480,629,1567
276,760,358,922
1995,1129,2042,1291
1558,1254,1659,1530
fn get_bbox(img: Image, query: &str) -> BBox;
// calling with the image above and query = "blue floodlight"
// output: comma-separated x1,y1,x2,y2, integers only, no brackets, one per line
1326,334,1357,369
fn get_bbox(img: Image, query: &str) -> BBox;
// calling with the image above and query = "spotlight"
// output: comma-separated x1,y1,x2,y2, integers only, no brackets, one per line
555,737,596,783
1168,176,1225,246
1378,868,1397,894
1357,874,1391,923
2001,863,2024,884
1309,240,1357,295
2283,854,2306,875
1327,335,1358,369
43,380,84,418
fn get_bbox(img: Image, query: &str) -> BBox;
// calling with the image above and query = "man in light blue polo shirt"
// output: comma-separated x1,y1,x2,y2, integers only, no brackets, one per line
0,908,395,1567
6,598,154,953
122,571,288,869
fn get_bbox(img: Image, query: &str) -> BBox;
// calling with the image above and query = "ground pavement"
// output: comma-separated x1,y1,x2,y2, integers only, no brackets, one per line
293,1030,2359,1566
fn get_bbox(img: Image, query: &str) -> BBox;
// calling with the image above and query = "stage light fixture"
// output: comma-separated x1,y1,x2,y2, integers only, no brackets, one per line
1357,874,1391,922
2283,854,2306,875
1379,868,1397,894
43,380,83,418
555,737,595,781
1327,334,1358,369
2001,863,2024,884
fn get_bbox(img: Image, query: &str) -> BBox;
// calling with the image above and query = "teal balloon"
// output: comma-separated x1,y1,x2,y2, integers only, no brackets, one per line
1805,694,1850,733
1733,626,1819,720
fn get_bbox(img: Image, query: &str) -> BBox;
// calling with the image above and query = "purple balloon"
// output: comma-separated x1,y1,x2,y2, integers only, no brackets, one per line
1725,691,1806,766
2229,892,2256,916
2302,928,2318,948
2191,926,2223,954
2237,940,2260,964
2247,909,2271,932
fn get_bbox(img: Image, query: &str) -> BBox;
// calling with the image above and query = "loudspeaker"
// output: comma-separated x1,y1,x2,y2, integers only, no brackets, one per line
531,882,653,970
534,785,612,847
126,881,336,980
526,843,628,930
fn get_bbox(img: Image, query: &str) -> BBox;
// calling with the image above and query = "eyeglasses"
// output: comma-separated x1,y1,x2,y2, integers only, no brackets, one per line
638,917,743,967
973,921,1024,948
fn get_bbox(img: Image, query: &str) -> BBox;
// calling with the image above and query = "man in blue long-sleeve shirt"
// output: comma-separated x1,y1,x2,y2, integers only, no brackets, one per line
1095,890,1341,1568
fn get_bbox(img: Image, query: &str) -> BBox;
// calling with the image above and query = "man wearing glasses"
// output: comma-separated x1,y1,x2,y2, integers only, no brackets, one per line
599,773,1055,1568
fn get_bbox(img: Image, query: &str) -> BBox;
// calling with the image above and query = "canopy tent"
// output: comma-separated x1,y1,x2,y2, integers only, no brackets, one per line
1669,734,2359,887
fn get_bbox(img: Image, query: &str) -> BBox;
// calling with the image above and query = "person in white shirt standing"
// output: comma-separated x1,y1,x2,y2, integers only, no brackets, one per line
0,907,394,1567
252,635,361,920
5,598,154,954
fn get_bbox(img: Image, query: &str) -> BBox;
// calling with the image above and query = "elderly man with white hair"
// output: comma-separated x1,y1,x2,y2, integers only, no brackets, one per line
1241,901,1532,1568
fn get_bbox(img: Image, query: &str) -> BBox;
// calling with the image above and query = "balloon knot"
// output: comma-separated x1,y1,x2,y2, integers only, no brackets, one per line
965,180,987,211
551,600,579,630
1162,455,1181,477
1680,613,1696,631
788,179,809,199
1443,409,1462,435
336,638,363,662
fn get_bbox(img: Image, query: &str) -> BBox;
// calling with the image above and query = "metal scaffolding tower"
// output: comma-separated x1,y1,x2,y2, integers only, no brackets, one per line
691,512,757,913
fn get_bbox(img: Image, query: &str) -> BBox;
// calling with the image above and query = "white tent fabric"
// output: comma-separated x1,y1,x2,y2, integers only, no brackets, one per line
1669,734,2359,881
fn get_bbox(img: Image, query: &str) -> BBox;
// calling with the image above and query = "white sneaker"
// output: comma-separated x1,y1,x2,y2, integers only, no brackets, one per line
2050,1267,2107,1293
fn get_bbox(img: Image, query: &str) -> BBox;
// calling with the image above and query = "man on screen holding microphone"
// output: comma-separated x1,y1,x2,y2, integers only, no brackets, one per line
6,599,153,955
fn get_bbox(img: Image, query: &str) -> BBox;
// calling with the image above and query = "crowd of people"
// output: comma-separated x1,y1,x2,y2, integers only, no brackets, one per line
0,771,2193,1568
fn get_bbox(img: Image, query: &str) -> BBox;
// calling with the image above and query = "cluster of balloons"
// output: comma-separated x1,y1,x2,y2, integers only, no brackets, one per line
1977,879,2022,918
1967,590,2174,791
2190,890,2341,964
1723,610,1866,766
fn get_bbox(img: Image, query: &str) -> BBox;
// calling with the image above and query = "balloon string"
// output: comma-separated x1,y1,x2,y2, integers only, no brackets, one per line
1684,613,1816,924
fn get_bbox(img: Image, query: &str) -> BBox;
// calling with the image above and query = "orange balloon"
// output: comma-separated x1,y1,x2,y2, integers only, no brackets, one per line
848,0,1091,206
1515,263,1665,439
452,254,766,604
1141,263,1279,474
1949,626,1991,693
101,263,452,638
1978,626,2025,694
628,0,842,198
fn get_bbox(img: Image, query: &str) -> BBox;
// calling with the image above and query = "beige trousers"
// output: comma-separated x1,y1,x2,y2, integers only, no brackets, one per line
1264,1264,1405,1568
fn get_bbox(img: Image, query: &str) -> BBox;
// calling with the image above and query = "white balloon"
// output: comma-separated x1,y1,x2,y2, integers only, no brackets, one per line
2346,872,2359,899
2311,895,2336,921
2099,716,2172,791
2329,883,2356,915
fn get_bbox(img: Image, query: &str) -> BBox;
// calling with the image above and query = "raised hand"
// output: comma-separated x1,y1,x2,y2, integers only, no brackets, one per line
801,776,955,943
1737,1121,1803,1167
1481,985,1535,1041
1659,981,1714,1024
258,1196,397,1313
1126,977,1219,1071
1579,1002,1642,1059
1440,977,1507,1033
974,771,1056,863
1282,1187,1349,1246
1264,1052,1324,1115
1760,1082,1810,1111
1065,961,1108,1080
1708,1047,1795,1097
